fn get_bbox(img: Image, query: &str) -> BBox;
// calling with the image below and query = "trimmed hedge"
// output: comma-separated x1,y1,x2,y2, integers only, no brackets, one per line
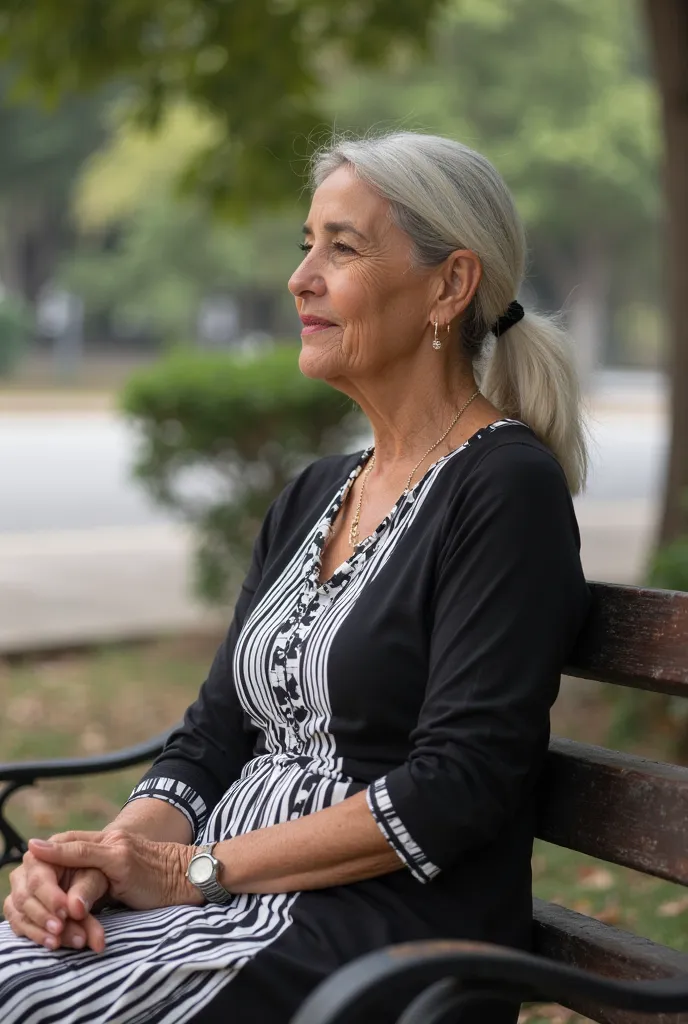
121,344,363,602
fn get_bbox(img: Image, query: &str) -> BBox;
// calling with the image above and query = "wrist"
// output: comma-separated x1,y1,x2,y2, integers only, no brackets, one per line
176,844,205,907
212,841,233,889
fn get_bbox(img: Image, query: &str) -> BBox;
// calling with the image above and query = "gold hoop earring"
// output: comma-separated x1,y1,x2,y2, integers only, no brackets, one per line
432,319,442,350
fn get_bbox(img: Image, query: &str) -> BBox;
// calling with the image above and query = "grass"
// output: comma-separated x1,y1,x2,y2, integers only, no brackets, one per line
0,635,221,848
1,642,687,1024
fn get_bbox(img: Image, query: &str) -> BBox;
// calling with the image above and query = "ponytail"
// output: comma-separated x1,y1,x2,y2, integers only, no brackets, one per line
479,312,588,494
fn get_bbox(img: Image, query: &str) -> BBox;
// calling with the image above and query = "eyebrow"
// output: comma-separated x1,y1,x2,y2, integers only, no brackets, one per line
302,220,369,242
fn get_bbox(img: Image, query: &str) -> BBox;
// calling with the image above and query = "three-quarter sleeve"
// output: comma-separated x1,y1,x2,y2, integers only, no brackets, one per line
125,487,289,837
366,441,591,882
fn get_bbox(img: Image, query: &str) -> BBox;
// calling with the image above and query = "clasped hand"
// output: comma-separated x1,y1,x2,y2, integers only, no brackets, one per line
4,831,200,954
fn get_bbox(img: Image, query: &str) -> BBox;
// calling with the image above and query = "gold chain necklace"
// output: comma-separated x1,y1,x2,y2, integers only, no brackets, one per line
349,388,481,551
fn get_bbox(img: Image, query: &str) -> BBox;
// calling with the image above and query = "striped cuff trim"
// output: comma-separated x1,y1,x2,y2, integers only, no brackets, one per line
366,777,440,883
125,777,207,837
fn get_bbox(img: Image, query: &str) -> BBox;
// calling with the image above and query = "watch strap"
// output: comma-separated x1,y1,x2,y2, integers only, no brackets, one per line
189,843,233,905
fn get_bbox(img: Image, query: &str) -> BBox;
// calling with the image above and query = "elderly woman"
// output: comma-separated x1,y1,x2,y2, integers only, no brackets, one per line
1,132,590,1024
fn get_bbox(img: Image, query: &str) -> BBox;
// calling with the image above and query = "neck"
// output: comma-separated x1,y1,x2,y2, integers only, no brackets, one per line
334,359,495,478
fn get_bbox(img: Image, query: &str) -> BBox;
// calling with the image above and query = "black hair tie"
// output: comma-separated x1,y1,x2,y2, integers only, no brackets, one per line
491,300,525,338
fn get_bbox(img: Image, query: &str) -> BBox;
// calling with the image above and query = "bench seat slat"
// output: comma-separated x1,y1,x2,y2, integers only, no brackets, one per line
533,898,688,1023
536,738,688,886
566,583,688,697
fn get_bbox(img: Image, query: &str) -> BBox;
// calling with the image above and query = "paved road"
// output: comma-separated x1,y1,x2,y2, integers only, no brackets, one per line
0,407,669,533
0,414,166,533
0,370,670,651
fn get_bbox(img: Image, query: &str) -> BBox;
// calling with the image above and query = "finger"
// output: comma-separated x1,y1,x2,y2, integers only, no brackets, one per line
28,838,110,872
67,870,109,922
49,831,104,844
31,878,70,922
19,856,70,921
60,919,89,951
83,913,106,954
5,901,61,950
3,897,18,937
19,895,65,942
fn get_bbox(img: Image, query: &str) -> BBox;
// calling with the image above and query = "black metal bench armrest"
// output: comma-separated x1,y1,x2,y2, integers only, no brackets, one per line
0,729,173,784
0,728,174,869
290,939,688,1024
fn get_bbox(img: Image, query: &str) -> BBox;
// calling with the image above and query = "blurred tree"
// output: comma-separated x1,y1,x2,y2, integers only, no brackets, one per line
61,194,303,343
0,292,33,376
59,103,303,341
325,0,661,382
0,71,111,310
0,0,444,214
644,1,688,549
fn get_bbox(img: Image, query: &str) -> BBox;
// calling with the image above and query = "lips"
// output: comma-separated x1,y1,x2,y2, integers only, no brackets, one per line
300,315,337,336
300,316,336,327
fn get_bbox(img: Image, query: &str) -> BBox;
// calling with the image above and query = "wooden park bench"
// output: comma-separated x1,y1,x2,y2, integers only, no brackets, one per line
1,581,687,1023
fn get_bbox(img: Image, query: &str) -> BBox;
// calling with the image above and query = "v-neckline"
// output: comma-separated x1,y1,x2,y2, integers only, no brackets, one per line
308,418,527,594
310,446,376,593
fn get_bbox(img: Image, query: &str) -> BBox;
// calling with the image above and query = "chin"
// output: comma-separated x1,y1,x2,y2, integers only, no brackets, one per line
298,341,342,381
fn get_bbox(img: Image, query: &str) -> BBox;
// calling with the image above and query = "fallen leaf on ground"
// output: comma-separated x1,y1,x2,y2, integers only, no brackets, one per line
657,896,688,918
577,866,615,891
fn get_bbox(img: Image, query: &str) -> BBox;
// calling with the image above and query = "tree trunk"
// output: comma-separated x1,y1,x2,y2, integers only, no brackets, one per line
644,0,688,545
0,200,64,311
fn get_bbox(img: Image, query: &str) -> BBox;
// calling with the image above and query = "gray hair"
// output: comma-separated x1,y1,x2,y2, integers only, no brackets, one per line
311,132,588,495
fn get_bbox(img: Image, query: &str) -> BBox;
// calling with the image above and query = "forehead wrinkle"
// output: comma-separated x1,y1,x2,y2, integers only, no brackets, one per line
301,220,371,243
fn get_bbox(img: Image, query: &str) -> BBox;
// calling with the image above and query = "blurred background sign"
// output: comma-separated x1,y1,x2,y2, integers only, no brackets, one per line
37,288,84,380
196,296,240,348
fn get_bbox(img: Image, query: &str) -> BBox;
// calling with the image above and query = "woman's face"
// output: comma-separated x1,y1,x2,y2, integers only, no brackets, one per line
288,166,439,386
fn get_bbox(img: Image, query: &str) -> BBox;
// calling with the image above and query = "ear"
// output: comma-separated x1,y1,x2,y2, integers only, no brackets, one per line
432,249,482,325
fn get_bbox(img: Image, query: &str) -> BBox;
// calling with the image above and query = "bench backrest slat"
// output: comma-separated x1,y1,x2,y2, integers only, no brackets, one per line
536,738,688,886
565,583,688,697
533,898,688,1024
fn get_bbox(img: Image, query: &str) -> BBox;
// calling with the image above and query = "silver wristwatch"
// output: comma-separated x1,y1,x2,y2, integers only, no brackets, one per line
185,843,233,904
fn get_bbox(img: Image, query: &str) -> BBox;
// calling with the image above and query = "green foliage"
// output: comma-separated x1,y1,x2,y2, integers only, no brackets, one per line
120,345,362,602
325,0,659,290
0,70,111,200
60,191,303,342
648,535,688,593
58,101,305,339
54,0,661,350
0,294,33,376
0,69,114,307
0,0,445,211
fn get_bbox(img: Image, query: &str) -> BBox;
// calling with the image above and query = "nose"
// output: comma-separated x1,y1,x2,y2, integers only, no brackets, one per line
288,252,326,300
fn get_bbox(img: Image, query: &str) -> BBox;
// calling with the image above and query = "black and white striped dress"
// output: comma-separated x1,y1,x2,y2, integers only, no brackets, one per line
0,421,590,1023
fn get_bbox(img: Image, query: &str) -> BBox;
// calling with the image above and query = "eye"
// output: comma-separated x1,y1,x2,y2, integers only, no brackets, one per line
333,240,356,255
298,242,312,254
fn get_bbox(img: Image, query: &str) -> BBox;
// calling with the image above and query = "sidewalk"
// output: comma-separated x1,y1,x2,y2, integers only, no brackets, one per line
0,390,115,414
0,525,225,655
0,499,658,656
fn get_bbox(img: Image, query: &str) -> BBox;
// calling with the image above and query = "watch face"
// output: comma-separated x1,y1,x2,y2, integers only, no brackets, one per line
188,854,214,885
